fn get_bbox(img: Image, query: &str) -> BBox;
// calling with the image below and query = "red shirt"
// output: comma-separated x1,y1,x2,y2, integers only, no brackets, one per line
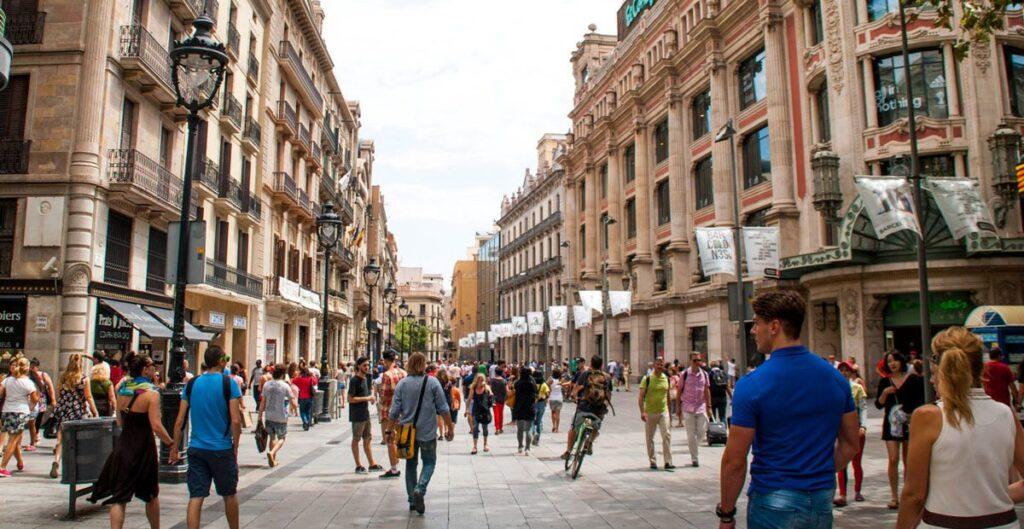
292,375,318,399
110,366,124,386
983,361,1015,407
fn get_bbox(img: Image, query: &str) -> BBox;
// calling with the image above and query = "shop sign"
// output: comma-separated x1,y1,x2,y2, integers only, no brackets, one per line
96,303,132,345
209,311,226,327
618,0,657,38
884,292,975,327
232,316,247,329
0,297,27,350
34,315,49,331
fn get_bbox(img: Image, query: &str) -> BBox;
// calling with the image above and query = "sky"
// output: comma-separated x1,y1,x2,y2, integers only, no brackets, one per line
323,0,620,287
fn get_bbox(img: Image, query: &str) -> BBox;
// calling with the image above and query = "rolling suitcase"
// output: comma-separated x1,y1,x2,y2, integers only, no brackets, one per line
707,421,728,446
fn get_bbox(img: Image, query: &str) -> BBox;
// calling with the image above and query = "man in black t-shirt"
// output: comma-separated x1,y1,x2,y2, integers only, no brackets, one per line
348,357,381,473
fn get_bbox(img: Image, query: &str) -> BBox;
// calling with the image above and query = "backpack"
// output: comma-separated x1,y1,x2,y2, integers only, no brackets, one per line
185,374,233,436
710,368,728,390
582,371,610,407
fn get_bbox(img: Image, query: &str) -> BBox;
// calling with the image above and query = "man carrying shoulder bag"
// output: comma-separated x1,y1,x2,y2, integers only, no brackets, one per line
388,353,454,516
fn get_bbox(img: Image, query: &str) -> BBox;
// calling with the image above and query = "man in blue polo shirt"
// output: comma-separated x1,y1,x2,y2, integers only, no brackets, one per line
717,290,860,529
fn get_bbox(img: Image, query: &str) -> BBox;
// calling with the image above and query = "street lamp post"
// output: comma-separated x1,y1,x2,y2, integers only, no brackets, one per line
315,202,343,423
560,241,573,365
362,258,381,366
399,301,411,357
601,216,616,367
384,284,397,346
714,119,749,378
161,13,227,483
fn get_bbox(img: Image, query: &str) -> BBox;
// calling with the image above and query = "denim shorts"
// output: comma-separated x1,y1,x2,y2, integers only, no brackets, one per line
187,448,238,498
747,489,834,529
266,420,287,438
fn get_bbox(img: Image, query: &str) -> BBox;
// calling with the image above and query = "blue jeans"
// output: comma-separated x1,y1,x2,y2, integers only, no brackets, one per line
298,398,313,427
532,402,546,439
747,489,834,529
405,440,437,505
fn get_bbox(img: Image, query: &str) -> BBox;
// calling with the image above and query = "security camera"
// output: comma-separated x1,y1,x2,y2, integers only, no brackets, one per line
42,256,59,274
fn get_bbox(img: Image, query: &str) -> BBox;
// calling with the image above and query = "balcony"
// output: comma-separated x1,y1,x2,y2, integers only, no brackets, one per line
220,92,243,134
498,210,563,257
119,25,174,103
0,139,31,174
225,22,241,60
193,158,219,197
296,188,313,220
246,53,260,86
241,191,261,221
293,123,310,154
333,246,355,270
242,117,261,153
204,258,262,299
216,176,243,212
497,256,563,292
272,171,298,206
6,11,44,45
168,0,220,24
106,149,183,215
274,100,297,137
310,141,322,167
339,200,354,224
321,126,337,154
278,40,324,114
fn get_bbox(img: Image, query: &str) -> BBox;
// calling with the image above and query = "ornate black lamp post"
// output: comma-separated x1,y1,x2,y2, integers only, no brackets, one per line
162,13,228,483
398,301,411,355
315,202,342,423
384,283,397,346
362,258,381,365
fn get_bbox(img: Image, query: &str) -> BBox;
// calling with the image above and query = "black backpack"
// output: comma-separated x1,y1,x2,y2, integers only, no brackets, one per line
710,369,728,390
185,374,234,435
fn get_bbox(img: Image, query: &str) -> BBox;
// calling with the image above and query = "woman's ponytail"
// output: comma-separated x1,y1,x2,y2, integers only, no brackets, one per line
932,327,984,429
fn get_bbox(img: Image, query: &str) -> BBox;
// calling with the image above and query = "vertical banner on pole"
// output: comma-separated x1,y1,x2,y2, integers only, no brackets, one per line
855,176,922,239
695,227,737,276
511,317,528,336
578,291,603,314
741,227,780,279
608,291,632,316
548,306,568,330
922,177,998,239
527,312,545,335
573,306,592,328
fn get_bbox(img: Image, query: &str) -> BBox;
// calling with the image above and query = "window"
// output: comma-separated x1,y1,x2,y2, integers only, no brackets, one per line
579,180,586,211
810,1,825,45
600,213,610,250
655,179,671,225
651,329,665,359
873,49,948,127
690,326,709,355
0,199,15,277
119,98,136,149
146,228,167,293
159,127,173,168
600,163,608,198
623,144,636,183
1005,47,1024,117
625,198,637,239
579,226,586,258
691,88,712,139
288,247,299,281
745,208,769,227
420,304,426,316
655,243,671,291
880,154,956,177
739,49,767,109
742,126,771,188
105,210,132,287
0,75,28,140
237,230,249,272
867,0,898,21
694,157,714,209
654,118,669,163
816,83,832,142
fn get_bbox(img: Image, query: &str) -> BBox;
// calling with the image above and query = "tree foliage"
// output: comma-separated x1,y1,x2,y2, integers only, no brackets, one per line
910,0,1018,59
395,319,430,352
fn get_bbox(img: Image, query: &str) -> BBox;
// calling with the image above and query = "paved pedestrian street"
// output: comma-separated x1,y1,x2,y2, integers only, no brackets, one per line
1,390,1021,529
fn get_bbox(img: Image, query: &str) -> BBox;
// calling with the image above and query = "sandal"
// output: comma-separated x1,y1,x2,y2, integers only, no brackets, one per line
855,493,865,502
471,449,478,455
484,446,490,452
887,500,899,510
833,498,847,507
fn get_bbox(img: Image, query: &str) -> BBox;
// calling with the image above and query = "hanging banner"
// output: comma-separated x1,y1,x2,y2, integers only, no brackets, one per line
923,178,998,240
695,227,737,276
608,291,632,316
475,331,487,345
527,312,545,335
511,316,528,336
490,324,502,338
466,334,476,347
578,290,603,314
855,176,922,239
487,331,497,343
742,227,781,279
497,323,512,338
573,305,592,329
548,306,568,330
459,337,468,348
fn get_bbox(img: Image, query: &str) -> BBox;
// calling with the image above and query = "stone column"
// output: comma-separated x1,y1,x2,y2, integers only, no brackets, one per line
763,13,797,212
630,311,650,375
667,92,692,292
584,163,599,281
709,58,735,227
942,42,961,117
862,59,878,129
606,143,623,272
632,119,655,297
63,0,116,362
565,176,580,281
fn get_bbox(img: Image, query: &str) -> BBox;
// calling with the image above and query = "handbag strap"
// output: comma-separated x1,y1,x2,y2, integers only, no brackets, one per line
411,377,429,425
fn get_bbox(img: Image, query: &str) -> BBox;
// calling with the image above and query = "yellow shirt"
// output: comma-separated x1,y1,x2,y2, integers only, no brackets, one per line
537,382,550,401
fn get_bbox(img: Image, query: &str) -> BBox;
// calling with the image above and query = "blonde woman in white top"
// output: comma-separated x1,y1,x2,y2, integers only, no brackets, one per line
897,327,1024,529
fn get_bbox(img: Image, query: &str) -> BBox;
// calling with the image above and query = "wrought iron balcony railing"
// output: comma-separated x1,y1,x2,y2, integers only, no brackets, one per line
273,171,297,202
226,22,240,59
195,158,219,191
243,117,261,147
107,148,183,213
247,53,260,85
242,191,261,220
498,211,563,257
119,25,173,94
218,176,243,210
275,100,297,135
278,40,324,112
6,11,45,45
0,139,31,174
205,258,262,299
221,91,243,131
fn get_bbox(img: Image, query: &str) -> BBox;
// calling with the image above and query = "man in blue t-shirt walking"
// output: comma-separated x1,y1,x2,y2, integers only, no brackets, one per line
716,290,860,529
170,345,243,529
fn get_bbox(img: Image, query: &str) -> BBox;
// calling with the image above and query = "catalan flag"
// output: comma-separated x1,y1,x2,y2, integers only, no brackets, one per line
1017,162,1024,194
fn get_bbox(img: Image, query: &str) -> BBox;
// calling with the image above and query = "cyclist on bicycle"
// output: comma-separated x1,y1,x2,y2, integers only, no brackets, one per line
562,355,613,460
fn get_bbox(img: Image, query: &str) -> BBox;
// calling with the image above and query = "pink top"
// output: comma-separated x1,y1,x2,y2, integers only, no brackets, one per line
678,367,709,414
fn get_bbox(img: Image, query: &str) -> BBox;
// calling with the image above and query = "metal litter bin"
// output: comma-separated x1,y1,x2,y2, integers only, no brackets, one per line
312,389,325,425
60,417,120,518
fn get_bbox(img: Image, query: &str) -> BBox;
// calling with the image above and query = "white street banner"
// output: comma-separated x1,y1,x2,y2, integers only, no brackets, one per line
608,291,632,316
490,324,501,338
458,337,465,348
573,305,592,329
579,290,603,314
855,176,921,239
500,323,514,338
475,331,486,345
695,227,737,276
527,312,545,335
487,332,497,343
511,316,528,336
742,227,781,278
923,178,997,240
548,306,568,330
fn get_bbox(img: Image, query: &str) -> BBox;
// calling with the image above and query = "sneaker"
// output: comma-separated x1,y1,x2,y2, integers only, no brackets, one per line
412,490,426,515
525,450,530,456
355,466,367,474
517,448,523,454
379,469,401,479
0,469,11,478
855,493,866,502
368,464,384,472
22,445,36,452
664,464,676,471
650,463,658,470
409,504,417,511
560,451,570,460
691,461,699,468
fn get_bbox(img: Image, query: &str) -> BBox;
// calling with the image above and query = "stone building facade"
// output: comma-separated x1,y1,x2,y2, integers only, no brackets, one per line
497,134,568,363
397,267,447,361
563,0,1024,385
449,259,478,359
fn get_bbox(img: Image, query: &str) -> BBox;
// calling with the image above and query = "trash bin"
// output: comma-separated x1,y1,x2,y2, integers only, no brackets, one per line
318,378,336,421
312,389,325,425
60,417,120,519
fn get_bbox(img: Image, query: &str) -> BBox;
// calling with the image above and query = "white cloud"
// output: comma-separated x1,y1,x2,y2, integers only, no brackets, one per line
323,0,620,283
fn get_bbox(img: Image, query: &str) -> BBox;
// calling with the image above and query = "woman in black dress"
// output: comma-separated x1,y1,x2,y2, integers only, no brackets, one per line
88,355,173,529
511,367,538,455
874,351,924,510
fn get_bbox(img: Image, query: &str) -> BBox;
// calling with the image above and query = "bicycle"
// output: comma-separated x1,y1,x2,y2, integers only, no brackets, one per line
565,413,599,479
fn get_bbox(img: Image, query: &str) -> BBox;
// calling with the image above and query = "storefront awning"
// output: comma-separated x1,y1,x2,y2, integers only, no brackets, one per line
100,300,173,339
144,306,217,342
965,306,1024,328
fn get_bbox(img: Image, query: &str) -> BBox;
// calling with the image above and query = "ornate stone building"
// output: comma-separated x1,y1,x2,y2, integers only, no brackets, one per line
397,267,447,361
565,0,1024,386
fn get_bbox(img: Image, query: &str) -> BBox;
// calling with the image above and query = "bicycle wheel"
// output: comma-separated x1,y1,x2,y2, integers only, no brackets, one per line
571,429,591,479
565,430,580,471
